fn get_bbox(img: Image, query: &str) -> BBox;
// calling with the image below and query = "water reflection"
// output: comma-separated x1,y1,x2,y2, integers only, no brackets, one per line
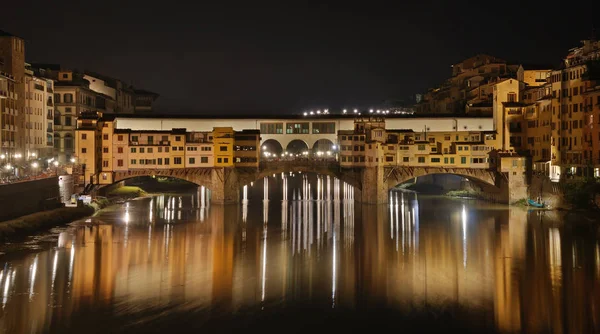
0,174,599,333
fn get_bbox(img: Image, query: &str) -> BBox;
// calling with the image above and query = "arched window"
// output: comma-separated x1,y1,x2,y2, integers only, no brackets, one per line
64,134,73,150
54,134,61,149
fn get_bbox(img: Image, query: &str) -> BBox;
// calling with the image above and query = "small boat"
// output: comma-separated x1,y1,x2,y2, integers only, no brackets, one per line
527,199,545,208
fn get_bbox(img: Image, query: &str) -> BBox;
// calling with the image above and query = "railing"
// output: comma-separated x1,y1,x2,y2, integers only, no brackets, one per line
259,159,337,170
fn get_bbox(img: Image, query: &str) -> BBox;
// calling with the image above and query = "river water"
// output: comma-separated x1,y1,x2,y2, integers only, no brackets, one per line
0,173,599,333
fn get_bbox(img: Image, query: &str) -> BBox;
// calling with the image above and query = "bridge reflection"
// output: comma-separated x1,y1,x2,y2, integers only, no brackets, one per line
0,190,599,332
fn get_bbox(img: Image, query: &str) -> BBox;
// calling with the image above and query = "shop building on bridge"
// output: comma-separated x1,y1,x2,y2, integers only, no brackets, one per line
75,112,260,186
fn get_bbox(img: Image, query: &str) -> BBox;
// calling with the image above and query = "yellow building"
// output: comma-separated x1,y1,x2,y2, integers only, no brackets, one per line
212,127,234,167
339,116,498,169
75,112,102,186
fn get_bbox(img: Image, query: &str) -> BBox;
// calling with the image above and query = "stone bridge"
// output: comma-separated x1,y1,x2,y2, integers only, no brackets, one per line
109,161,514,204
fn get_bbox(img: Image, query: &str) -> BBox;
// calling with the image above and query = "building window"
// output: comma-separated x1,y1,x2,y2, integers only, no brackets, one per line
130,147,136,153
224,158,229,163
385,156,394,162
403,157,409,162
117,135,123,141
81,133,87,140
65,116,72,126
130,159,136,165
260,123,284,134
117,159,123,167
131,135,138,142
165,158,170,165
286,122,309,134
507,92,517,102
175,136,181,141
64,93,73,103
201,157,208,163
117,147,123,153
103,147,108,153
461,157,467,164
174,157,182,164
103,134,108,140
431,157,440,163
64,135,73,149
220,146,227,151
189,157,195,164
312,122,336,134
140,148,145,153
102,160,109,168
217,158,222,163
147,148,153,153
148,136,153,144
158,158,163,165
418,157,425,163
81,148,87,153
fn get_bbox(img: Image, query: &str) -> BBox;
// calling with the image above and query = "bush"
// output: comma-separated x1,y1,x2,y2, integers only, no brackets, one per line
562,178,600,210
106,186,147,198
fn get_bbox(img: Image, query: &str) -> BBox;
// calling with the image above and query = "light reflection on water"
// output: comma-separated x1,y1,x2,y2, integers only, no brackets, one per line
0,173,599,333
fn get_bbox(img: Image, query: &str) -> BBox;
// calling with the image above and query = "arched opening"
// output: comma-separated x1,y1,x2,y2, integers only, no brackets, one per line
63,134,73,151
312,139,336,159
261,139,283,160
285,139,309,157
392,173,496,198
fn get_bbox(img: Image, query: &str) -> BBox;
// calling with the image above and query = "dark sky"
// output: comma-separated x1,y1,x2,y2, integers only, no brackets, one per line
3,1,599,114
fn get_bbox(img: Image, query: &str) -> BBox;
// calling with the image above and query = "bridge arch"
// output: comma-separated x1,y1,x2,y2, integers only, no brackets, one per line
386,167,501,196
312,138,335,154
285,139,309,155
107,169,216,192
260,139,283,158
238,161,362,191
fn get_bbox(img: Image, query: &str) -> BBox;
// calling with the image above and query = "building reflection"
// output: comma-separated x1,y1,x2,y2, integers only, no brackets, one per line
0,182,599,333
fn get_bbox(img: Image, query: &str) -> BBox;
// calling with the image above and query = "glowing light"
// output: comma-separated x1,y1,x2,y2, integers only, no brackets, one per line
332,145,337,150
343,109,347,113
0,154,5,159
31,153,37,157
31,162,38,168
310,111,314,115
70,157,76,163
4,164,11,170
303,112,307,116
353,109,358,113
53,161,59,167
317,110,321,114
369,109,373,113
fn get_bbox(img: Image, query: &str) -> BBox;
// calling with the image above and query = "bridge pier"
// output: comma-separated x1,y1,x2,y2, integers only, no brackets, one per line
210,168,240,204
359,166,388,204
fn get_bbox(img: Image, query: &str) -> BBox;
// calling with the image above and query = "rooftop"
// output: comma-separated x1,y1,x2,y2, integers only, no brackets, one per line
101,113,494,121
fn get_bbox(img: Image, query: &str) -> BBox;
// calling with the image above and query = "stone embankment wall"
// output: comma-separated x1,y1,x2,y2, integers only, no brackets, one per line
0,177,62,221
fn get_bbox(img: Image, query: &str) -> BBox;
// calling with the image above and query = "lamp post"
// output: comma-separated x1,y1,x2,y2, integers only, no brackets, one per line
31,162,39,179
53,160,59,176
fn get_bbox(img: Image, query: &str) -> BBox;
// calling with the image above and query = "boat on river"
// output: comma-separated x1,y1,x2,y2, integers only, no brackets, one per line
527,198,545,208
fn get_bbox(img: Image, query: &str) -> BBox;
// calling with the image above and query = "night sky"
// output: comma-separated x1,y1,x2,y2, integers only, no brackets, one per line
3,1,599,114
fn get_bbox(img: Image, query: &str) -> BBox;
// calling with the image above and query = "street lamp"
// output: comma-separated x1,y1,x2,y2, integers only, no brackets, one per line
31,162,39,178
70,157,76,163
0,154,5,160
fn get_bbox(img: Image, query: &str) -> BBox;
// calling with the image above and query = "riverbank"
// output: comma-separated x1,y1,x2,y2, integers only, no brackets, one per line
0,206,95,240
